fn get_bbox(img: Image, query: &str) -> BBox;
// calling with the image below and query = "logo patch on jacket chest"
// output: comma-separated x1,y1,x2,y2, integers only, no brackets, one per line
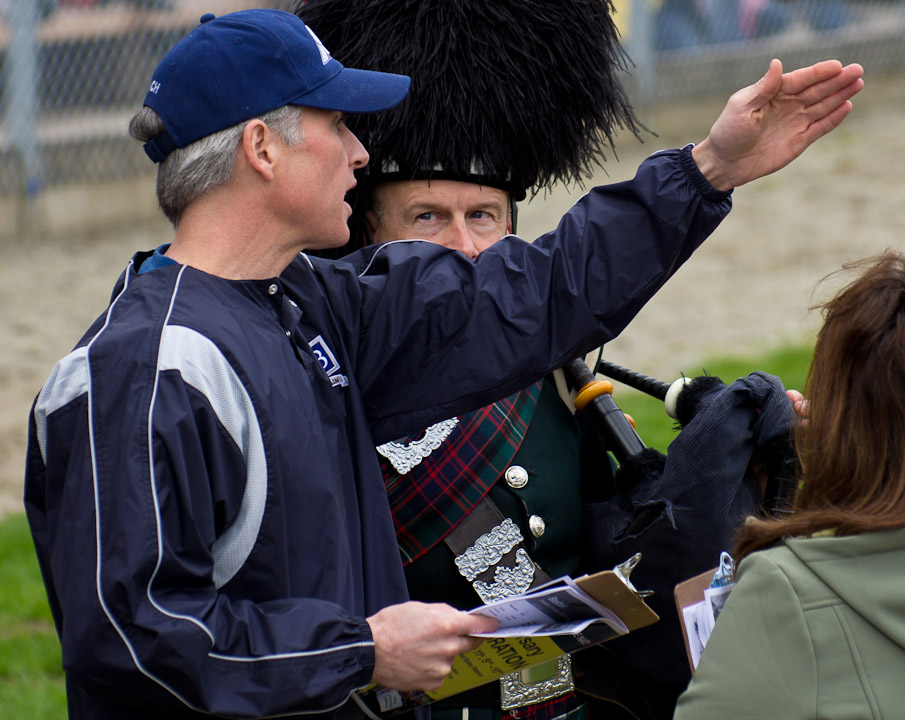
309,335,348,387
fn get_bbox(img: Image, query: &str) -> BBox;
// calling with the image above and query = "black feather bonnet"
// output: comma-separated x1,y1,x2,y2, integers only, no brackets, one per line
295,0,643,238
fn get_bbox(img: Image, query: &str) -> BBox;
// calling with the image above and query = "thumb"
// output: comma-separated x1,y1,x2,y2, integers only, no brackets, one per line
750,58,784,107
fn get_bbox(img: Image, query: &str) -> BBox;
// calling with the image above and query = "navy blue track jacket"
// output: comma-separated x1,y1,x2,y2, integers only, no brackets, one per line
24,146,730,719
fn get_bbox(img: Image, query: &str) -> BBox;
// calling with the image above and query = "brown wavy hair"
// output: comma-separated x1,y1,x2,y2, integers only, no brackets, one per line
736,251,905,561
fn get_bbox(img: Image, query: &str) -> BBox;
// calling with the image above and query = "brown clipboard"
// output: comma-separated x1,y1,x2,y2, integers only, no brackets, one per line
576,569,659,631
673,568,717,673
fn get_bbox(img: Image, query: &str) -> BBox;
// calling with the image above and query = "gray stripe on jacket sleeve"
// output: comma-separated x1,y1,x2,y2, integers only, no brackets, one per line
158,325,267,589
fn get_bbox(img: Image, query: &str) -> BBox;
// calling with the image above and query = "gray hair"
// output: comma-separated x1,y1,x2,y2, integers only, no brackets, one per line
129,105,304,226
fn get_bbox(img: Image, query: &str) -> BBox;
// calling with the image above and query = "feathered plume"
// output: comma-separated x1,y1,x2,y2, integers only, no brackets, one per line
296,0,643,201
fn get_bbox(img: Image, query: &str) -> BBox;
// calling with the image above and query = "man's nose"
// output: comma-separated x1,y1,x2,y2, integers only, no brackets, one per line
343,126,369,169
444,220,479,259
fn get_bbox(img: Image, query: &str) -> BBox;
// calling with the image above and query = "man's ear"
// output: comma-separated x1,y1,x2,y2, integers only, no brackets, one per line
364,209,380,242
241,119,277,181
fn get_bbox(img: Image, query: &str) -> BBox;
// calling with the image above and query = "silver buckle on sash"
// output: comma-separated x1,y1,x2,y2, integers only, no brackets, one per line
454,518,535,604
473,549,536,603
453,520,574,709
500,655,574,710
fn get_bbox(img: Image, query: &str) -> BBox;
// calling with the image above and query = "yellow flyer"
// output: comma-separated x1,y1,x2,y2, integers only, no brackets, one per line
426,635,566,701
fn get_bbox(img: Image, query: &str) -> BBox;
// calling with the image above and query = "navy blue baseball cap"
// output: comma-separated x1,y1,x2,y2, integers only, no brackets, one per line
141,9,411,163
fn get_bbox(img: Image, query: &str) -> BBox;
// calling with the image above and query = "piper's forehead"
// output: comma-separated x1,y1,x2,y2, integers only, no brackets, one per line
374,179,510,209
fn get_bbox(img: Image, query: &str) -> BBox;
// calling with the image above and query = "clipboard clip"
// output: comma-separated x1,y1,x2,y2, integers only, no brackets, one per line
613,553,654,598
711,551,736,588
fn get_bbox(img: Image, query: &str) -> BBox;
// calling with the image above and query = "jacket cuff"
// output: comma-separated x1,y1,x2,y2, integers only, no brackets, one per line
680,143,733,203
357,616,377,690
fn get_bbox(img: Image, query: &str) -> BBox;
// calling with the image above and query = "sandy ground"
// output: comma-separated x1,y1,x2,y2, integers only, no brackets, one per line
1,69,903,518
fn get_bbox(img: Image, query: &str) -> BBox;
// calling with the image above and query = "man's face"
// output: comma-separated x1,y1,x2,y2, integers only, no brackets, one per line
366,179,511,258
280,108,369,249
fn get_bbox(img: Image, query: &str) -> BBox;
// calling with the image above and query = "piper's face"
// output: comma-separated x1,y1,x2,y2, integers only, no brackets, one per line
366,179,511,258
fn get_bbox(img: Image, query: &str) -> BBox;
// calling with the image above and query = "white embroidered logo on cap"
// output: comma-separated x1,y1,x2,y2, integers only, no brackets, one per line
306,27,331,65
148,80,161,94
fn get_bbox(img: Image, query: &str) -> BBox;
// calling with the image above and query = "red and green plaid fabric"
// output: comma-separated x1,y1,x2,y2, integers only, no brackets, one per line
503,691,585,720
383,381,543,565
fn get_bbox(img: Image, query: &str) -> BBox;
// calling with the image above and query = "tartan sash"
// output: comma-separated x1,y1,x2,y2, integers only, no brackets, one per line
382,381,544,564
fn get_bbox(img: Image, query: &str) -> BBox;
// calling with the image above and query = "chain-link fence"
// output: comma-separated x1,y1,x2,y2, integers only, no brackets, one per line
0,0,294,199
616,0,905,103
1,0,903,232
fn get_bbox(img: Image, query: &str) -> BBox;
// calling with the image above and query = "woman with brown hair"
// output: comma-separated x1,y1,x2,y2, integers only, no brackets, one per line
674,250,905,719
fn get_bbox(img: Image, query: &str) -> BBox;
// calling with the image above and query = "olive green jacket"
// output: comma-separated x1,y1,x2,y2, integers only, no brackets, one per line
674,526,905,719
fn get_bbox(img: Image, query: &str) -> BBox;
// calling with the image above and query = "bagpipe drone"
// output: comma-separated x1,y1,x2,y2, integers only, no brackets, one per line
563,356,799,515
563,354,799,712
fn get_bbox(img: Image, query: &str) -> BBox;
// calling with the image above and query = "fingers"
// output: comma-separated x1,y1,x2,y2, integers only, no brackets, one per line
737,59,861,123
778,59,845,96
457,634,486,655
443,610,498,654
771,61,863,152
785,389,810,423
803,73,864,119
802,99,855,146
797,69,861,144
466,611,501,636
787,62,864,107
369,602,500,692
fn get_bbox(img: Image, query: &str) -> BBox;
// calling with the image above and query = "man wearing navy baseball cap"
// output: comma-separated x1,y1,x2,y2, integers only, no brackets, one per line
22,7,863,720
25,10,498,720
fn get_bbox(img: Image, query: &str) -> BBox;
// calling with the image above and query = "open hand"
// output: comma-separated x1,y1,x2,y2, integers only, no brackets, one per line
692,59,864,191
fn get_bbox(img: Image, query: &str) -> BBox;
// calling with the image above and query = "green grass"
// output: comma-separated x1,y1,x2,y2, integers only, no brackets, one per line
0,342,813,717
0,513,66,719
609,343,814,453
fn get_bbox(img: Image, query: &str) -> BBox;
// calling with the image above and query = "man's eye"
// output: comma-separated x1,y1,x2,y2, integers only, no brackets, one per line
415,212,436,221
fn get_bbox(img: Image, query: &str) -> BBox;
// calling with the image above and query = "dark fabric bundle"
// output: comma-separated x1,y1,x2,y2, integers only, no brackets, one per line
296,0,644,201
580,372,797,713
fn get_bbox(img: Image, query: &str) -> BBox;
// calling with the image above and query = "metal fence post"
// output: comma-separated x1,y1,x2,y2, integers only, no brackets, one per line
5,0,42,207
625,0,657,110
